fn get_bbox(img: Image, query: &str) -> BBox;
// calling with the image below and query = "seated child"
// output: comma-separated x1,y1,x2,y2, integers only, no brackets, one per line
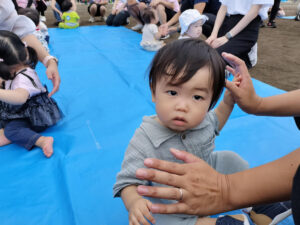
59,0,80,29
113,39,250,225
140,7,165,51
88,0,108,23
178,9,208,39
17,8,50,52
0,30,63,158
106,0,130,26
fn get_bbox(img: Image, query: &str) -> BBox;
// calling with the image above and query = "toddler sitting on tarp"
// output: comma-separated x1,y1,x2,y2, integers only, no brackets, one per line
59,0,80,29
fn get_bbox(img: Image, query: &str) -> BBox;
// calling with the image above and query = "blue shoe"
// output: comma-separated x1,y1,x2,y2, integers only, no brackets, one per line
249,201,292,225
216,215,251,225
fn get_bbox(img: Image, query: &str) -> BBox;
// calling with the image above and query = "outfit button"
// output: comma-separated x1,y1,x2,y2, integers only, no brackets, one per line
181,134,186,140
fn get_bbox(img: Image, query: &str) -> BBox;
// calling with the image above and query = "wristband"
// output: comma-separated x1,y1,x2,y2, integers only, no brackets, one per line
225,32,233,40
43,55,58,67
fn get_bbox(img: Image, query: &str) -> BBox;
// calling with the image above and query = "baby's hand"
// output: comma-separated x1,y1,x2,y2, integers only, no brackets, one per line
224,73,241,106
128,198,155,225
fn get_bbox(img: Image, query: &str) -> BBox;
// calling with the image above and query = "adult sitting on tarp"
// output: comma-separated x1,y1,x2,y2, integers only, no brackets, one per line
1,0,60,97
51,0,77,26
160,0,221,37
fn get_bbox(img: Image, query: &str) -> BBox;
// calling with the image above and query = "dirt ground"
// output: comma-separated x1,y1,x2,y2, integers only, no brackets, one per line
45,3,300,91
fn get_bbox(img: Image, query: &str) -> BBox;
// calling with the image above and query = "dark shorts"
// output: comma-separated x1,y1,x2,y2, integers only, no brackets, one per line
88,3,105,17
165,7,176,21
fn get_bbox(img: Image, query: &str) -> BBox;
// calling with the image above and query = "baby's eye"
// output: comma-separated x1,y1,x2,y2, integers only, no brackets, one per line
193,95,203,100
167,90,177,96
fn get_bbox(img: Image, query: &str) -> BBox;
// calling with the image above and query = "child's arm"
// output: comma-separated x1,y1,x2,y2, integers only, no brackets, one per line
121,185,156,225
0,88,29,105
215,76,241,131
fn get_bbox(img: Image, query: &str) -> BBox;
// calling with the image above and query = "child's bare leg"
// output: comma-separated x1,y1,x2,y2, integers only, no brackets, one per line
35,136,54,158
0,129,11,146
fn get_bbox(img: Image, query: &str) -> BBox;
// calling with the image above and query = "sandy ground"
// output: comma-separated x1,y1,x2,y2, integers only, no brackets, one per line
45,2,300,91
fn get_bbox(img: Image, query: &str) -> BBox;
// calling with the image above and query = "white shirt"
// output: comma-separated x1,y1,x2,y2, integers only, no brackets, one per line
0,0,35,38
220,0,274,20
5,68,46,98
141,24,160,44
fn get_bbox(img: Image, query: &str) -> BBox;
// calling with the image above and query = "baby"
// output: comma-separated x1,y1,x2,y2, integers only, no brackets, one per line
114,39,249,225
179,9,208,39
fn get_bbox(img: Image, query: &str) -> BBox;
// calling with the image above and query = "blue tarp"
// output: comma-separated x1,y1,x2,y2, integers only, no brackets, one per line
0,26,298,225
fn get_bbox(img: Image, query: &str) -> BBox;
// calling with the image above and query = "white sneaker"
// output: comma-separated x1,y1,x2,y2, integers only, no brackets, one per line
89,17,95,23
248,42,257,67
131,23,143,31
99,16,107,22
40,15,46,22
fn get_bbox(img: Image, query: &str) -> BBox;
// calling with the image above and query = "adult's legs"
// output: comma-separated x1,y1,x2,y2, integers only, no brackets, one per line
53,3,62,22
156,4,167,25
36,0,47,16
202,13,216,38
269,0,281,23
106,14,115,25
127,0,145,25
217,15,260,68
112,11,130,26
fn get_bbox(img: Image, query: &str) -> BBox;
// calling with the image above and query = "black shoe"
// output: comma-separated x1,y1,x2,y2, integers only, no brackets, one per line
54,21,61,26
266,21,276,28
295,12,300,21
260,21,265,28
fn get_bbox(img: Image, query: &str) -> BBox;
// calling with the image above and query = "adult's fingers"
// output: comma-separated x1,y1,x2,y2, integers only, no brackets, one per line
136,167,183,187
150,202,188,214
170,148,202,163
137,185,181,200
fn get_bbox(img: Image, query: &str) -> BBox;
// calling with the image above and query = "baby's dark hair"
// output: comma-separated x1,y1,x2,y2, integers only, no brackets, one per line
61,0,73,12
142,7,155,24
18,8,40,26
0,30,38,80
149,39,226,110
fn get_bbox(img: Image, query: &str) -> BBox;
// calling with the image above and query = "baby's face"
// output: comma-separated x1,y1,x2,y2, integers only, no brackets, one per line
152,66,213,132
186,20,203,38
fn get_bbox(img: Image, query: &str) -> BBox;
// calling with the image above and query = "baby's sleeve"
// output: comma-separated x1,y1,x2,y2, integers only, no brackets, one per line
113,128,150,197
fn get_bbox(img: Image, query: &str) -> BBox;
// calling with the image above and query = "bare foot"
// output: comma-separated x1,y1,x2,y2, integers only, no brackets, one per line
35,136,54,158
0,129,11,146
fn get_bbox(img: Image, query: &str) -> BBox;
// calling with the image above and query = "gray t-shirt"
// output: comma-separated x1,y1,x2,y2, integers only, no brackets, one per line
113,111,219,198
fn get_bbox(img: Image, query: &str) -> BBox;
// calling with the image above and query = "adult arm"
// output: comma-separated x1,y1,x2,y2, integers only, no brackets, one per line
71,0,77,11
206,4,227,45
210,5,262,49
22,34,61,97
136,148,299,216
51,0,62,17
224,52,300,116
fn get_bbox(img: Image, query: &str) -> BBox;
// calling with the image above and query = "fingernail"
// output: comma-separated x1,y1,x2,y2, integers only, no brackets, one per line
144,158,153,166
136,168,147,177
137,186,149,194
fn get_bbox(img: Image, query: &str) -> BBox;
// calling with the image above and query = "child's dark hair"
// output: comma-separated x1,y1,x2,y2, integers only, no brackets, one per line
61,0,73,12
142,7,155,24
18,8,40,26
149,39,226,110
0,30,38,80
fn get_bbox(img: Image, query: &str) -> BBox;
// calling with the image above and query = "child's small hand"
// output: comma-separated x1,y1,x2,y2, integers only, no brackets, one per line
224,73,241,106
128,198,155,225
